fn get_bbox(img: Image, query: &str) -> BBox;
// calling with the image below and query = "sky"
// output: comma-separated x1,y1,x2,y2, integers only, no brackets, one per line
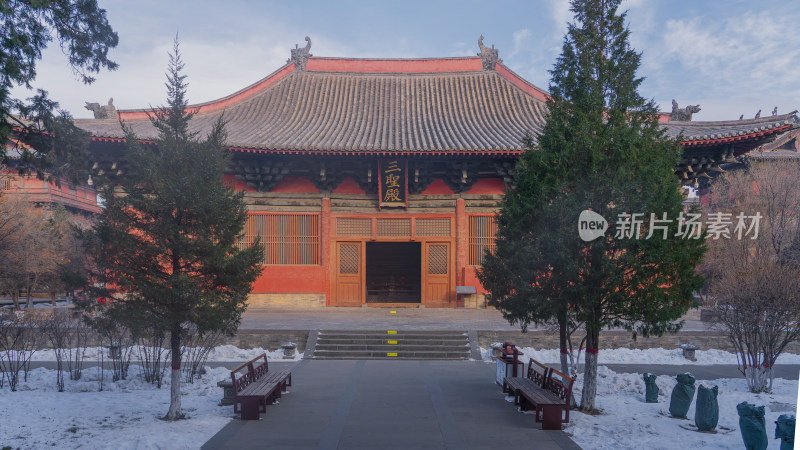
13,0,800,121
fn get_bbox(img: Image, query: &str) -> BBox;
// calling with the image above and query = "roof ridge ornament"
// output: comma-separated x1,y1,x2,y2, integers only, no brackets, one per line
288,36,312,71
85,97,117,119
477,35,501,71
670,99,700,121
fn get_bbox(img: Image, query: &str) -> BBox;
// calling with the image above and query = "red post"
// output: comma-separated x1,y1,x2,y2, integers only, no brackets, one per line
455,199,467,285
322,197,331,306
511,344,519,377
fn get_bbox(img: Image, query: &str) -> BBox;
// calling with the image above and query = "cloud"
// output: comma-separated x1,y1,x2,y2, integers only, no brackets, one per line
649,8,800,117
546,0,572,38
509,29,532,58
11,14,359,119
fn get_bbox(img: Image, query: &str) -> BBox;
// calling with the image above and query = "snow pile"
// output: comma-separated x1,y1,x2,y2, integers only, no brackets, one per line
0,364,235,449
30,344,300,362
207,344,300,361
564,367,798,449
482,346,800,366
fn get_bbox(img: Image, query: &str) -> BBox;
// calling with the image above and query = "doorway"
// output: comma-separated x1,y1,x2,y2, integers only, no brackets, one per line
365,242,421,303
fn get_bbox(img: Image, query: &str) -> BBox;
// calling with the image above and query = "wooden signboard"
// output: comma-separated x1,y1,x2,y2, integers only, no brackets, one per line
378,160,407,209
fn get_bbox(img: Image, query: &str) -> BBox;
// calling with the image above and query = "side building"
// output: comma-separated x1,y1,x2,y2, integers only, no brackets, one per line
75,38,798,308
2,139,101,219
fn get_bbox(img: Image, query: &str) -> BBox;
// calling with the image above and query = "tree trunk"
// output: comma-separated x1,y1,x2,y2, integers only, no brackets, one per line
50,290,56,307
580,327,600,412
165,325,184,420
12,289,19,310
25,284,32,308
558,309,569,375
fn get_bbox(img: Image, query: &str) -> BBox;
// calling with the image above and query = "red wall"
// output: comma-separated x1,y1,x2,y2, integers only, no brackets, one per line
462,267,489,294
222,174,256,192
271,175,320,193
252,266,325,293
420,177,505,195
467,178,505,194
332,177,365,194
421,179,453,195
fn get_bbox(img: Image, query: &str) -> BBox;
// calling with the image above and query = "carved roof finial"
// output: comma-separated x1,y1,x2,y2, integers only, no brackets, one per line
670,99,701,121
772,106,778,116
84,97,117,119
288,36,313,71
477,35,500,71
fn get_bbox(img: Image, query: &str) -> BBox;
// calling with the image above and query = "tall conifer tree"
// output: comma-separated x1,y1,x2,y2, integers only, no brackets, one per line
86,39,263,419
479,0,705,410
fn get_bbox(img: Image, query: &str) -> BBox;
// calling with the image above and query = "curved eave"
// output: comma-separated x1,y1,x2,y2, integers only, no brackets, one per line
227,147,524,157
680,124,792,148
89,136,523,157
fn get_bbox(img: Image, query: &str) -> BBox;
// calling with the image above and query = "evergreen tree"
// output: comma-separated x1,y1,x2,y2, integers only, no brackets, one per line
479,0,706,411
86,39,263,419
1,0,118,186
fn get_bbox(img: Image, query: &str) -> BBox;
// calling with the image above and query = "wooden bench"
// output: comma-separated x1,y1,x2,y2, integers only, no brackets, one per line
504,359,574,430
503,358,549,394
231,353,292,420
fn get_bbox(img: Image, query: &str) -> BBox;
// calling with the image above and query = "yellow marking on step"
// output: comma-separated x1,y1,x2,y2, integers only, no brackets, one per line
387,330,397,334
387,353,398,357
390,310,396,314
387,340,397,344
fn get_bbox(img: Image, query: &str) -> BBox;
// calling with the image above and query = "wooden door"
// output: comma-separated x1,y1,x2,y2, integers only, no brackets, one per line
423,242,452,306
335,241,363,306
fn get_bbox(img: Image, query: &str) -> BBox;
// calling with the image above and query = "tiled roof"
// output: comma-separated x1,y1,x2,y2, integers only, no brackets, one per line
747,150,800,160
76,58,549,154
662,113,798,147
75,55,798,154
758,128,800,153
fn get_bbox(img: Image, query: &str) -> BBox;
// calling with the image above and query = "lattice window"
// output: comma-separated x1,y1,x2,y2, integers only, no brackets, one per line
416,218,451,237
428,245,448,275
0,178,9,191
336,218,371,236
239,214,319,265
469,216,498,266
339,244,359,274
376,218,411,237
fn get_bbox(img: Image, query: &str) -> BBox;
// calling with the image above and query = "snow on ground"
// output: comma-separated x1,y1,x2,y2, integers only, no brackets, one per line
482,346,800,366
561,366,798,449
31,344,301,362
0,364,235,449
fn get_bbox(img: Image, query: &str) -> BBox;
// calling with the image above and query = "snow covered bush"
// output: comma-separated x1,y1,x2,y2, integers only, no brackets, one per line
181,325,225,384
0,309,43,390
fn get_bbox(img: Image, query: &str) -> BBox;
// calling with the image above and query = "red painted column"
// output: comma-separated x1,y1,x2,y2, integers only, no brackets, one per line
455,198,467,288
321,197,331,306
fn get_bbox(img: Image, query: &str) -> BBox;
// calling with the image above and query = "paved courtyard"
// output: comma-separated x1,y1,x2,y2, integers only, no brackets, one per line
202,359,580,450
239,306,713,332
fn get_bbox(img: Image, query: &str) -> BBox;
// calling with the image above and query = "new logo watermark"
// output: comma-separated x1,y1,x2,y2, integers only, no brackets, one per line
578,210,609,242
578,210,762,242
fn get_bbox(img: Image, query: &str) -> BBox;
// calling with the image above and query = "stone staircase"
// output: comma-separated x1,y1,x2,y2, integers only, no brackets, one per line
309,330,472,360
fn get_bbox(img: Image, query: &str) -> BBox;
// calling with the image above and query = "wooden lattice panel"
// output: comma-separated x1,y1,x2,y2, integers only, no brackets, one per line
428,244,448,275
376,218,411,237
336,218,372,236
0,178,9,191
239,214,319,265
339,243,359,274
416,218,451,237
468,216,498,265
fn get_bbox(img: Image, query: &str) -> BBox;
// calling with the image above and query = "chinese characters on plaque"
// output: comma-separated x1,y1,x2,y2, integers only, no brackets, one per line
379,160,406,208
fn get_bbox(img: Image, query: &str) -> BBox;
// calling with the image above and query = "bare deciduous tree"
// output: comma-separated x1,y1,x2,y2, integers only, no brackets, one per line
705,160,800,392
181,325,225,384
0,310,43,390
0,198,69,309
